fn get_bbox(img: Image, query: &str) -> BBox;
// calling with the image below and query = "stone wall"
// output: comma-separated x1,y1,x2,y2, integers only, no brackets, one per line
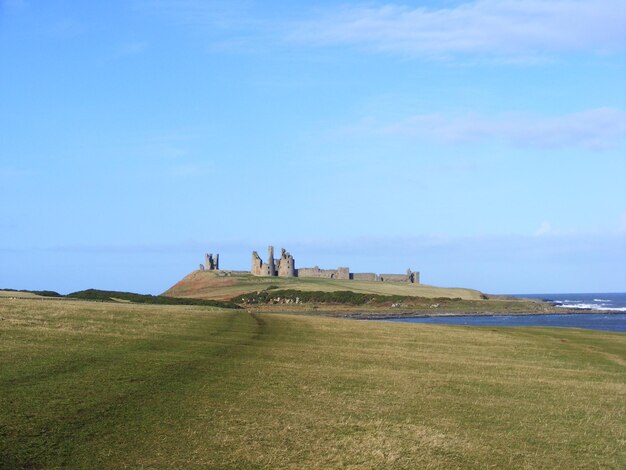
378,269,418,283
379,274,407,282
297,266,351,280
336,267,350,280
297,267,338,279
351,272,377,281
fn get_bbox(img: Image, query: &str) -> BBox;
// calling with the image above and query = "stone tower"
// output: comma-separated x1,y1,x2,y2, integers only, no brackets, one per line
205,253,219,270
277,248,296,277
251,251,263,275
267,246,276,276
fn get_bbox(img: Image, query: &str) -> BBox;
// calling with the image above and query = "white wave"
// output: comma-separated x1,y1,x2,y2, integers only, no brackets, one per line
593,298,611,302
556,303,626,312
557,303,596,309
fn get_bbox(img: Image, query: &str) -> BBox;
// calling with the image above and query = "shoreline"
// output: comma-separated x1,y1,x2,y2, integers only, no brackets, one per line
344,309,625,320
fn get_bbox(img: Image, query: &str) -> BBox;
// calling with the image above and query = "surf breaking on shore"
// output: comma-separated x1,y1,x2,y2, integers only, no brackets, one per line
525,293,626,312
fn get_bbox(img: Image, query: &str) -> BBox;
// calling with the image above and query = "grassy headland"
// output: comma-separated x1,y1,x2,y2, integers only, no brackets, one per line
163,270,574,316
164,270,484,301
1,298,624,468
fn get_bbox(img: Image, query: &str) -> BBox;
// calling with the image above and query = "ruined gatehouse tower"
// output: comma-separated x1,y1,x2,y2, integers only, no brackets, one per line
252,246,295,277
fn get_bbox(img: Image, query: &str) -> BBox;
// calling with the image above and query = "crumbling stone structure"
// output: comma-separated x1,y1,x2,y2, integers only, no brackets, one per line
277,248,296,277
297,266,350,279
252,246,296,277
252,246,274,276
249,245,419,284
201,246,419,283
202,253,219,271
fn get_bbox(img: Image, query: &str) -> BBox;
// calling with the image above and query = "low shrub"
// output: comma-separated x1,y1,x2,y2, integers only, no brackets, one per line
237,289,421,306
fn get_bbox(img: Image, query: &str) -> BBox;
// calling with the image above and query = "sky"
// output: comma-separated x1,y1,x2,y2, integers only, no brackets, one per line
1,0,625,295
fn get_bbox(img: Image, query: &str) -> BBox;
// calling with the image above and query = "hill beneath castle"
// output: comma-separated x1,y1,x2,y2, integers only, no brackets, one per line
163,270,484,301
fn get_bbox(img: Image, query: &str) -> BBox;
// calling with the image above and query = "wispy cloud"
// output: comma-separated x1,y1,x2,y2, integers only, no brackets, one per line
132,1,626,61
534,222,553,237
290,0,626,59
361,108,626,150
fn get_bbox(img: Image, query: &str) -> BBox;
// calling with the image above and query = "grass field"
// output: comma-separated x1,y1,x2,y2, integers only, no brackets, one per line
164,270,484,301
0,290,46,299
1,298,624,468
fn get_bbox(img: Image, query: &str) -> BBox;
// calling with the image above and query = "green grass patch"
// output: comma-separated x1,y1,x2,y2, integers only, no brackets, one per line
1,299,624,468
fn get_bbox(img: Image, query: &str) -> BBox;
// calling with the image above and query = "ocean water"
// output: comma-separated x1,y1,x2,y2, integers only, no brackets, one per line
514,292,626,312
383,313,626,332
378,293,626,332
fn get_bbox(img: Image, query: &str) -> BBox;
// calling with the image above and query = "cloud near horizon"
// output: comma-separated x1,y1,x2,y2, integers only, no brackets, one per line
132,1,626,61
3,232,623,294
290,0,626,59
362,107,626,150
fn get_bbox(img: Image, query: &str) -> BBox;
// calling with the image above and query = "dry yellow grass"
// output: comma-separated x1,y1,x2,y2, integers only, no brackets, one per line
0,290,44,299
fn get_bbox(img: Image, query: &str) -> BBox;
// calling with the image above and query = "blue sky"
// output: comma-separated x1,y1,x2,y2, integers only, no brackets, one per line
1,0,625,295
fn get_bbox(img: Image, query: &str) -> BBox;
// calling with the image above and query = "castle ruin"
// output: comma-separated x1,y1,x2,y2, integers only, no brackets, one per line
203,246,419,284
251,247,296,277
199,253,219,271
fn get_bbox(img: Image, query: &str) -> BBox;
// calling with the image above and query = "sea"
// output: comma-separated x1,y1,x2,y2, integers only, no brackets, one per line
517,292,626,312
380,293,626,333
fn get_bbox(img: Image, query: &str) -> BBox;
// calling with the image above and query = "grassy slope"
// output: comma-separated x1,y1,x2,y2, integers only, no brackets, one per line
1,298,624,469
0,290,45,299
164,270,484,301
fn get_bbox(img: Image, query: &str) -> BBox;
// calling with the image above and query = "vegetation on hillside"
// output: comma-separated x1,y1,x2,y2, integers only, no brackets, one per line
236,288,562,315
67,289,241,309
0,288,61,297
1,288,239,308
237,289,457,305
